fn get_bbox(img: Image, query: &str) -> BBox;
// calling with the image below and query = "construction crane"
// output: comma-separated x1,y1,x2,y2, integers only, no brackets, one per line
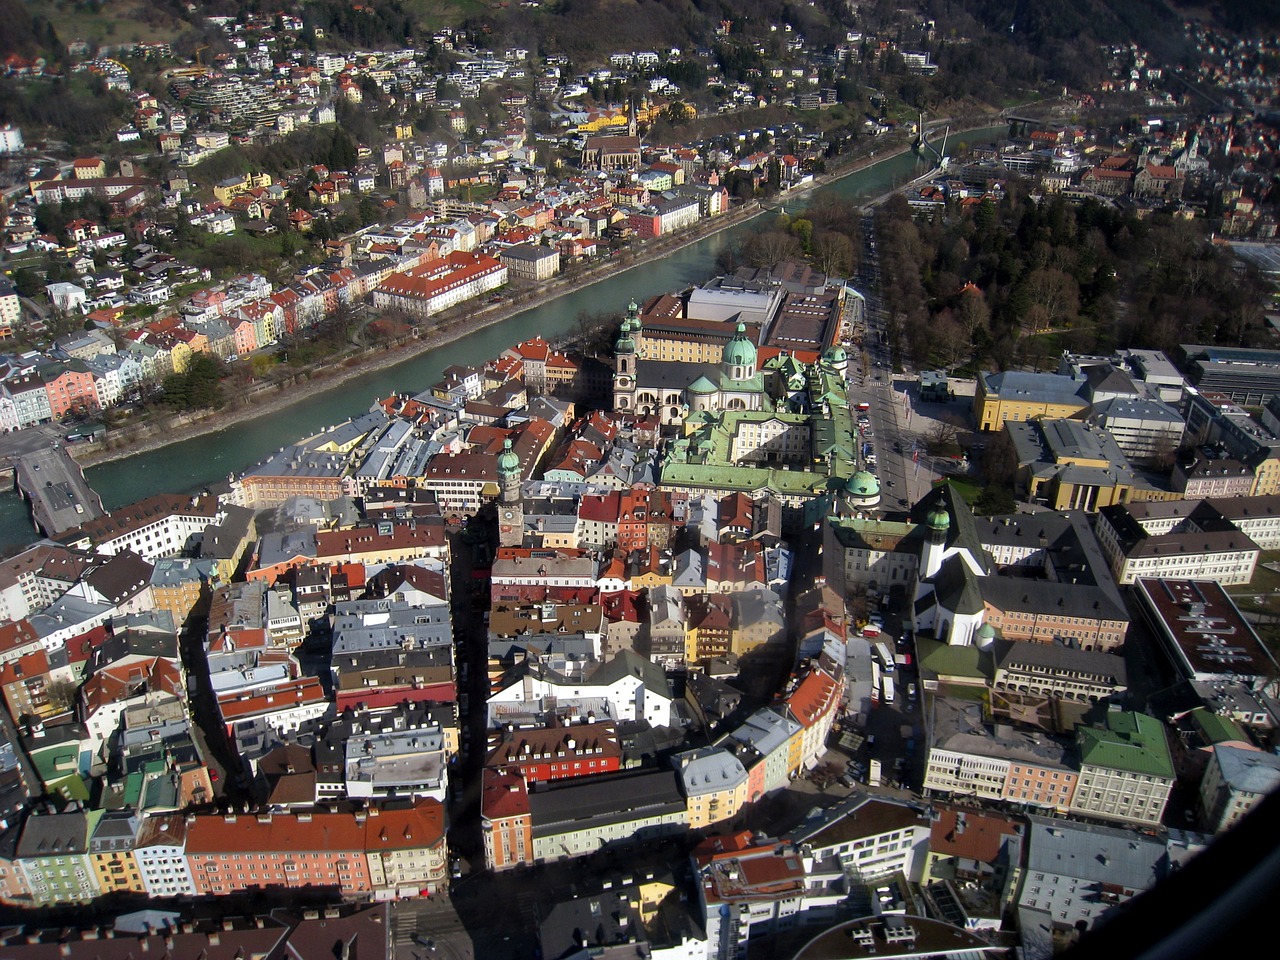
194,45,209,67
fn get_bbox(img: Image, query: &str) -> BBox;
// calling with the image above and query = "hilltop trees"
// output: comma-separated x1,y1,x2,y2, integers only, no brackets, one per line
875,187,1270,371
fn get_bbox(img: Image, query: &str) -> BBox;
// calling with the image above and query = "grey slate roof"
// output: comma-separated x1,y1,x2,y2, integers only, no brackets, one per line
590,649,673,698
527,768,685,837
1215,743,1280,794
992,638,1127,685
933,554,984,616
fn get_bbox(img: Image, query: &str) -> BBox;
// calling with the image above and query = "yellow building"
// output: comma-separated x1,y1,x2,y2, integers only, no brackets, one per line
685,593,733,664
302,418,377,454
631,567,673,590
974,370,1090,432
783,722,805,779
729,591,787,663
88,812,144,895
1007,419,1178,512
167,338,193,375
149,557,219,627
212,171,272,204
1250,451,1280,496
674,747,751,830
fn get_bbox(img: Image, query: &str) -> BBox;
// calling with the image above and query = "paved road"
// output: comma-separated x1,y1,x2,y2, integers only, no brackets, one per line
848,214,943,511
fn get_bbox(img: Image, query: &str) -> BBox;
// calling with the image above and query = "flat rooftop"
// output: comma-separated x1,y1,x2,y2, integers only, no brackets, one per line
1136,579,1278,684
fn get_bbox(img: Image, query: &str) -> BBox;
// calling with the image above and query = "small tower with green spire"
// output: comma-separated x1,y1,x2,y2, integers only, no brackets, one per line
614,299,640,413
921,502,951,579
497,437,523,547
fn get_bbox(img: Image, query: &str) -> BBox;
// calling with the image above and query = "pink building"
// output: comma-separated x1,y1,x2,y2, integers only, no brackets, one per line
44,362,99,418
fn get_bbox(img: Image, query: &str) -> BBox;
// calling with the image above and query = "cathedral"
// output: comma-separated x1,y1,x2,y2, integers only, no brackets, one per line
612,299,771,425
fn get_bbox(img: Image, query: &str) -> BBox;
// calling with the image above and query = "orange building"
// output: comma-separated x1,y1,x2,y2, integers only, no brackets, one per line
185,800,447,899
480,769,532,871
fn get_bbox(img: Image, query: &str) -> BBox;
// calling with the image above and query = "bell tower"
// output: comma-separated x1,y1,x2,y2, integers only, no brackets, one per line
613,299,640,411
496,438,523,547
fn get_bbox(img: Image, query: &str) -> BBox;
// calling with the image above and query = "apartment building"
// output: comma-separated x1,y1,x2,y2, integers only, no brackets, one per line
1070,712,1174,827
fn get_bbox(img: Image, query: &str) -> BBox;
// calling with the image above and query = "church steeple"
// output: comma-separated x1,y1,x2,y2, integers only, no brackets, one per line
496,438,524,547
722,322,757,381
497,438,520,505
921,503,951,580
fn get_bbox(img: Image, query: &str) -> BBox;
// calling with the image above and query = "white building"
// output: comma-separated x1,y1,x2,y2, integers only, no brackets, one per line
790,794,931,883
487,649,677,728
1088,396,1184,462
1198,744,1280,833
1070,711,1174,827
372,252,507,318
0,124,24,154
133,814,197,898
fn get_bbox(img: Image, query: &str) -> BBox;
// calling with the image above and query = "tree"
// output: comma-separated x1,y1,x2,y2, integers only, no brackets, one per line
957,286,991,343
1019,267,1079,332
743,230,802,267
813,231,854,277
933,313,969,371
980,430,1020,488
925,418,961,456
161,354,225,411
973,484,1017,516
789,217,814,255
327,128,357,171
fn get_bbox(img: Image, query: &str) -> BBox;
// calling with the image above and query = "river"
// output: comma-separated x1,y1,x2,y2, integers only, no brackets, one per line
0,126,1007,552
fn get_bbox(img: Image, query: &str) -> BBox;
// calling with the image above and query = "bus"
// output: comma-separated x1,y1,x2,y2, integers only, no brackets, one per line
882,674,896,704
873,642,896,673
871,660,881,704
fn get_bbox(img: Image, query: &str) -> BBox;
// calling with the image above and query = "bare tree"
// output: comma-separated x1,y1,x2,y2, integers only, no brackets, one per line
934,313,968,371
1022,267,1080,332
979,429,1020,487
813,230,854,277
744,230,803,267
926,418,961,456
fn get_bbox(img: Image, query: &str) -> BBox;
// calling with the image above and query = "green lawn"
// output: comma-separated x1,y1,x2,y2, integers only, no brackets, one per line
38,0,188,46
1227,554,1280,615
403,0,495,32
937,475,981,504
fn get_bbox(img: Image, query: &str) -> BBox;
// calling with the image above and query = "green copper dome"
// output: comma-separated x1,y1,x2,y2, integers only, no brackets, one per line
615,317,635,353
927,504,951,530
975,622,997,650
722,322,757,369
497,438,520,477
688,375,717,395
848,470,880,497
823,344,847,364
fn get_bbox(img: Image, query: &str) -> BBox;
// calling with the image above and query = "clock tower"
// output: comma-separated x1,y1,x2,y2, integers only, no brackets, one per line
496,438,523,547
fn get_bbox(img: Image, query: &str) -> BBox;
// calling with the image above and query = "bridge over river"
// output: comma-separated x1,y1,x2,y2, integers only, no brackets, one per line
0,426,106,537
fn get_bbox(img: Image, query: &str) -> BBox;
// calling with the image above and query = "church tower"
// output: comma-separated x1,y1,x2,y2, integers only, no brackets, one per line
613,299,640,411
496,438,523,547
722,322,758,382
920,504,951,580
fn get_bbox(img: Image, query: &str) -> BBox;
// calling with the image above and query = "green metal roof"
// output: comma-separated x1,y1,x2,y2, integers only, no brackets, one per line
1189,707,1247,745
1078,711,1174,779
917,637,989,682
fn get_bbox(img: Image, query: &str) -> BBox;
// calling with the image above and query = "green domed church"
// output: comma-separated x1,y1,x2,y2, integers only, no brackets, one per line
613,297,770,425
